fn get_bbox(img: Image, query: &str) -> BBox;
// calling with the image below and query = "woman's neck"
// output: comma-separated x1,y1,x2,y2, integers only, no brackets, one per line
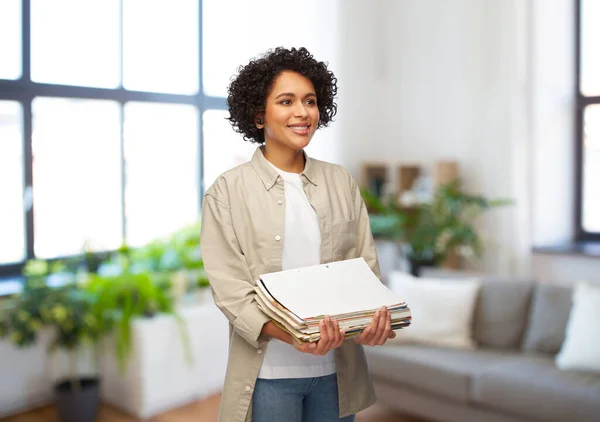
262,142,305,174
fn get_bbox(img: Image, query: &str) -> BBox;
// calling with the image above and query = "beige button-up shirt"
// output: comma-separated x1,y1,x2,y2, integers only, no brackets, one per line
200,147,381,422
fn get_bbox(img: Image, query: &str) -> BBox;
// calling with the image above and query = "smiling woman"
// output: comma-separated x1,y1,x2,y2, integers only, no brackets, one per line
226,47,337,146
200,47,395,422
257,71,321,171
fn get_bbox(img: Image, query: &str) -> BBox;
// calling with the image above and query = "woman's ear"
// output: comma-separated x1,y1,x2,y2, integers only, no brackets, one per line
255,114,264,129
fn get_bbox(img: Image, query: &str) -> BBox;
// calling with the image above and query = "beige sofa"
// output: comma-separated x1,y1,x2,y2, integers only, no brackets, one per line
365,277,600,422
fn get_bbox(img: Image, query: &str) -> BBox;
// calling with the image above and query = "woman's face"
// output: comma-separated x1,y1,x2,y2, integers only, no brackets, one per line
260,70,319,151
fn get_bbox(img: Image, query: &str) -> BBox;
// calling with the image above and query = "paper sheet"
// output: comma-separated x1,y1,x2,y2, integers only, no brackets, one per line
258,257,404,319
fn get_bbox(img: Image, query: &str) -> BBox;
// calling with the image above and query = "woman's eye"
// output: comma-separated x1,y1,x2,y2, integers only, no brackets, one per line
306,100,316,105
280,100,291,105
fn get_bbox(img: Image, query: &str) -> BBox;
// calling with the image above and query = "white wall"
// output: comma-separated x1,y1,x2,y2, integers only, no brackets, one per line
336,0,530,276
333,0,383,175
530,0,576,246
533,253,600,284
335,0,598,281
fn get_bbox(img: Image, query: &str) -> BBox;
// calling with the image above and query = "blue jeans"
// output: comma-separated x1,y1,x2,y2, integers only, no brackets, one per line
252,374,355,422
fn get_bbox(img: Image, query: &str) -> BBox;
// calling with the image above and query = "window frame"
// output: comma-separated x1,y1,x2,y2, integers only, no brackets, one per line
0,0,226,277
574,0,600,241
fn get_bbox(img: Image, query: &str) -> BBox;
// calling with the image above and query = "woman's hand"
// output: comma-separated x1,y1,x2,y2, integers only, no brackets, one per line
353,306,396,346
292,316,345,355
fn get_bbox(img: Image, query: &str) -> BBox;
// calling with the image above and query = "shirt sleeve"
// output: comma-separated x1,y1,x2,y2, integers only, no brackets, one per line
200,189,270,349
350,175,383,280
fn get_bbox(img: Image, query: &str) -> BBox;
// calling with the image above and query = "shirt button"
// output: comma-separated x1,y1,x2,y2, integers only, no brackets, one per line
257,349,262,355
245,385,251,392
275,235,281,241
277,199,283,205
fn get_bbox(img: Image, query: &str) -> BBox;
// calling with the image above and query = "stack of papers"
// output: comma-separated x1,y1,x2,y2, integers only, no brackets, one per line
255,258,412,343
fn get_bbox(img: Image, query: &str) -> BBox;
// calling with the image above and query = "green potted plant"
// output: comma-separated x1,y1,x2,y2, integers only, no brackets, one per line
82,226,207,418
0,268,111,422
166,222,210,299
100,222,209,301
0,225,205,420
361,188,407,240
157,221,209,290
85,270,192,374
362,179,512,276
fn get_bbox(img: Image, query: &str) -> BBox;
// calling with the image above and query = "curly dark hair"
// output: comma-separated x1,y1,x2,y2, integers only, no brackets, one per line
226,47,338,144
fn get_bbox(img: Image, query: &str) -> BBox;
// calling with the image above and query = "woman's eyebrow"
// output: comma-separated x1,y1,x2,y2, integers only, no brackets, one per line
274,92,317,99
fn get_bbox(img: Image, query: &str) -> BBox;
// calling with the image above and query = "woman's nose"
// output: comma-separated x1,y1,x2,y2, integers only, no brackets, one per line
294,102,309,117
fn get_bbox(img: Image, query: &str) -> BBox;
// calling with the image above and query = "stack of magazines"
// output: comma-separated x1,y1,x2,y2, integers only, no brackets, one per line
254,258,412,343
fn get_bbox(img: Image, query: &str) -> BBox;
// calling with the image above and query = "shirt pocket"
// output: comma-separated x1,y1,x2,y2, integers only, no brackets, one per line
331,218,358,261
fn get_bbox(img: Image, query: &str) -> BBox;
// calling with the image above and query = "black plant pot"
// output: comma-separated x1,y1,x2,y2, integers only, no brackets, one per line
54,377,100,422
408,258,436,277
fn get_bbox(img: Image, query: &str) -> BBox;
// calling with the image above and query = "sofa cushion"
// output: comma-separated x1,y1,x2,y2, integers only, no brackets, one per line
555,282,600,373
522,283,572,354
386,272,481,349
366,344,521,404
473,278,533,349
471,353,600,422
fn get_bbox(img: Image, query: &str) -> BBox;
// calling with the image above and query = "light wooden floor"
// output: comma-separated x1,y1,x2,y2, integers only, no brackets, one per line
1,394,424,422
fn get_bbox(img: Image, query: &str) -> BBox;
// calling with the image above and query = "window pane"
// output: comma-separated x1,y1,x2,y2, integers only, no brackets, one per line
0,0,21,80
581,0,600,96
202,110,256,190
202,0,338,97
123,0,199,95
582,105,600,233
0,102,25,264
31,0,120,88
124,103,199,247
32,98,122,258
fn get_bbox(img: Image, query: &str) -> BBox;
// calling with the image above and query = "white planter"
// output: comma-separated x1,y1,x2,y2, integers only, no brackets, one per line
99,299,229,419
0,330,97,418
0,332,52,418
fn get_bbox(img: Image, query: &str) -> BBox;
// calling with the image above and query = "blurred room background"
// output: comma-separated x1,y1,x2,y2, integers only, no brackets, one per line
0,1,598,421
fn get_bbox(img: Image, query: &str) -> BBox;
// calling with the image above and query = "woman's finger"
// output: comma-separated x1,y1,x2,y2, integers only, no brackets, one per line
355,309,379,345
315,319,327,355
333,319,343,348
354,326,371,344
337,328,346,348
366,310,382,345
323,317,333,353
294,339,316,354
317,317,333,355
376,307,392,345
327,317,338,351
370,307,387,346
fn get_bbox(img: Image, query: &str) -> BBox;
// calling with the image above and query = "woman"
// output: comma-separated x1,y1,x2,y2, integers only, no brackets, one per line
200,47,395,422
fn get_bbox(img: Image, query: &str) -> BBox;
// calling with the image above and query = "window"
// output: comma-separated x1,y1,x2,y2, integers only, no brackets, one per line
0,102,25,264
31,98,122,258
576,0,600,239
1,0,338,277
0,0,227,276
0,0,21,80
122,0,199,94
123,102,200,247
201,0,339,97
30,0,120,88
202,110,255,190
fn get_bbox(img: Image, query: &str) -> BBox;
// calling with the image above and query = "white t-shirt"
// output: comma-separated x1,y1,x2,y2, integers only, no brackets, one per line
257,162,336,379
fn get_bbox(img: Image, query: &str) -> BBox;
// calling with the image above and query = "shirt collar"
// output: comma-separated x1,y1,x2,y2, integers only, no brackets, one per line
251,146,319,191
